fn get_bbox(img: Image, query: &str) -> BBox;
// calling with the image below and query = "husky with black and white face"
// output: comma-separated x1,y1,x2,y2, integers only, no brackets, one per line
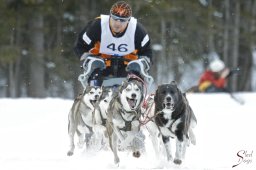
119,80,143,112
106,79,145,165
67,86,102,156
92,86,114,148
94,86,114,126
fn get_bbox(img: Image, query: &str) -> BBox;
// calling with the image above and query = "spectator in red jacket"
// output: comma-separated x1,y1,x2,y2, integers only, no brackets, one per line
198,59,230,92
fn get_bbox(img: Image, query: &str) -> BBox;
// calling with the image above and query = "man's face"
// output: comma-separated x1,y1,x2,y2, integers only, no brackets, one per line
109,16,129,34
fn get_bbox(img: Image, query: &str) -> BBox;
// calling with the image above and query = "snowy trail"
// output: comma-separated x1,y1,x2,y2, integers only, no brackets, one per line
0,93,255,170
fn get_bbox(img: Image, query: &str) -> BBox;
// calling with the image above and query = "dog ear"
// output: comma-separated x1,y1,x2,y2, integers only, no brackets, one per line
154,88,159,103
154,87,163,112
117,81,125,95
122,80,128,86
170,80,177,86
84,86,91,93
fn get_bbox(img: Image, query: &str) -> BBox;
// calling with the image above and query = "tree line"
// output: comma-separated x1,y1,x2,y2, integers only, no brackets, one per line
0,0,255,98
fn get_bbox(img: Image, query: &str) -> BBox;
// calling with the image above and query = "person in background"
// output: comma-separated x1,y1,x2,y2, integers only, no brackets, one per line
198,59,230,93
74,1,153,87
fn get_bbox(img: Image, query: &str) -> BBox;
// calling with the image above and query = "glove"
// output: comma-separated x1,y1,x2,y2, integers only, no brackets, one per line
80,53,103,69
81,55,106,72
126,56,151,74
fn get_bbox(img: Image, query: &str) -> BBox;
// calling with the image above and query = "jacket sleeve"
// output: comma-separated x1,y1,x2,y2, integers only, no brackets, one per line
73,18,101,59
134,22,153,63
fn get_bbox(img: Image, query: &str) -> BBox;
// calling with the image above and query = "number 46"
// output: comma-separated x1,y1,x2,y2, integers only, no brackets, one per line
107,43,128,52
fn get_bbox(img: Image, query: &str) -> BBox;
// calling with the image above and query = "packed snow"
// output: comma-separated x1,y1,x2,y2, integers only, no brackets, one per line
0,92,255,170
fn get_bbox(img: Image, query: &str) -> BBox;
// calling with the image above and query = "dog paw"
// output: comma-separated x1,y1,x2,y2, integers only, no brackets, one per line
173,159,182,165
191,139,196,145
67,151,73,156
114,157,120,165
132,151,141,158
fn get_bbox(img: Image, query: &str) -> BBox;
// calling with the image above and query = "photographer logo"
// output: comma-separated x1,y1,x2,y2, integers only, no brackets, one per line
232,150,253,168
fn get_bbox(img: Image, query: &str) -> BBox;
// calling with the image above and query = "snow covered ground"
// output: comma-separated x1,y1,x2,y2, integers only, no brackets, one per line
0,93,255,170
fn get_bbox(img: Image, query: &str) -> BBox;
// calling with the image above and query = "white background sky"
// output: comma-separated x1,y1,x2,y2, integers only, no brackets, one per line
0,93,255,170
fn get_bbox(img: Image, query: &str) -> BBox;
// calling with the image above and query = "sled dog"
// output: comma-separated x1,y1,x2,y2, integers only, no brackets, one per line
146,81,197,164
106,78,145,164
92,86,114,148
67,86,102,156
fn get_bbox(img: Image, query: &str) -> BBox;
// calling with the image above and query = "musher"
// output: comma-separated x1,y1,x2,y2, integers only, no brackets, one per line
74,1,154,88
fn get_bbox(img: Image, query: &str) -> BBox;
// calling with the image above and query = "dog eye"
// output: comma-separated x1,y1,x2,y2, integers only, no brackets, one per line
89,91,94,94
126,88,131,91
126,86,132,91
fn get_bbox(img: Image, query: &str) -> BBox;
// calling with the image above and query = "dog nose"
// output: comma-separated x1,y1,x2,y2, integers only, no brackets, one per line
95,95,99,99
131,93,136,99
166,96,171,102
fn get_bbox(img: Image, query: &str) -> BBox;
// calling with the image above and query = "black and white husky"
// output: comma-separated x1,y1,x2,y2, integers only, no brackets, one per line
67,86,102,156
145,81,197,165
106,79,145,164
92,86,114,149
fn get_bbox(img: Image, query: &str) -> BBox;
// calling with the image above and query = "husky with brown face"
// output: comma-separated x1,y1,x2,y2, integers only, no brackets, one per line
67,86,102,156
146,81,197,165
106,79,145,165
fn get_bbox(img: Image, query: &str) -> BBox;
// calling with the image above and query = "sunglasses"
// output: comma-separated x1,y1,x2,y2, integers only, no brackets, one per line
110,14,130,23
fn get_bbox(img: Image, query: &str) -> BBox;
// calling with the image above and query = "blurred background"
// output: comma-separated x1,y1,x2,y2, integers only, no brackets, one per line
0,0,256,98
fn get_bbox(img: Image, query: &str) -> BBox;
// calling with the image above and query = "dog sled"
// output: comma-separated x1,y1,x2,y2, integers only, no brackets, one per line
78,55,154,89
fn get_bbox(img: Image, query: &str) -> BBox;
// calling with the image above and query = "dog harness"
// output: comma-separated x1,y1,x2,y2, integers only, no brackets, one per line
99,110,107,126
119,109,140,132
